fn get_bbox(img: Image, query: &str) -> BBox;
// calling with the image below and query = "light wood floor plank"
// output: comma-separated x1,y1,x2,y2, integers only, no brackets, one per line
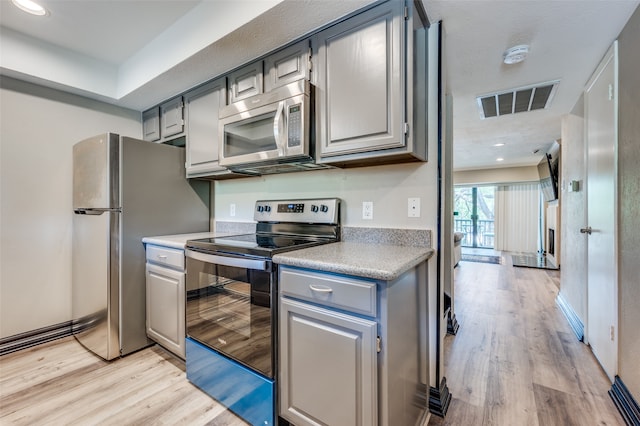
1,251,625,426
431,253,624,425
0,338,248,426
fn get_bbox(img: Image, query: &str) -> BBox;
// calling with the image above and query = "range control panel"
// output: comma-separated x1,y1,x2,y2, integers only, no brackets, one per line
254,198,340,224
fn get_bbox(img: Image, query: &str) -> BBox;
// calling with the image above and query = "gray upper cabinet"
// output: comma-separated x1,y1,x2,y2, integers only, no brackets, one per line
313,1,430,166
160,96,185,139
313,2,404,159
141,99,184,143
264,40,310,92
141,1,432,174
184,78,227,178
228,61,264,103
142,108,160,142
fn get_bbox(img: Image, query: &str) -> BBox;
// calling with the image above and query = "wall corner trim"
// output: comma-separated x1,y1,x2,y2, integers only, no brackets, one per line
447,312,459,335
429,377,452,417
609,376,640,426
556,292,584,341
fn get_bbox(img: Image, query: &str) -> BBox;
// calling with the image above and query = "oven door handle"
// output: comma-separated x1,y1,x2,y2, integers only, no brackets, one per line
185,249,269,271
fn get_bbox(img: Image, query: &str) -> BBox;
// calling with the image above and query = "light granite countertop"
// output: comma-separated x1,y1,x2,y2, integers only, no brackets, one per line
273,242,434,281
142,232,239,250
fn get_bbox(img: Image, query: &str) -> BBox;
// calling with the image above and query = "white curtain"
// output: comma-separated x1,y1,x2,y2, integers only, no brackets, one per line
494,183,540,253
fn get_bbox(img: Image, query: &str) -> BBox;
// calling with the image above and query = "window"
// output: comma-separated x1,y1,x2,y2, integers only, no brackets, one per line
454,186,495,248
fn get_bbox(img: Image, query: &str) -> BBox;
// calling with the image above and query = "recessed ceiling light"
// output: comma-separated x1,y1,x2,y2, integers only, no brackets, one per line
493,143,505,147
496,157,504,162
11,0,48,16
503,45,529,65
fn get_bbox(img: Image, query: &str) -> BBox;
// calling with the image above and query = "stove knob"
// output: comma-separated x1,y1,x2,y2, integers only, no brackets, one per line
264,205,271,212
320,204,329,213
257,205,264,213
311,205,319,213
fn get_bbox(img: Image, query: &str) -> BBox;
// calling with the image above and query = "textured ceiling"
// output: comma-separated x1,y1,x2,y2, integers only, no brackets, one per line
1,0,638,171
423,0,639,170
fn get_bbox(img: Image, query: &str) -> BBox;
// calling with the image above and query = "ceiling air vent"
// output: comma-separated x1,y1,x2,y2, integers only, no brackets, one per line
477,80,560,119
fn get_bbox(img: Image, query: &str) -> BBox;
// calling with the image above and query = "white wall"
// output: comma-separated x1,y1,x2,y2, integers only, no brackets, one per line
559,99,586,323
454,165,539,186
616,4,640,401
214,163,435,229
559,4,640,401
0,77,141,338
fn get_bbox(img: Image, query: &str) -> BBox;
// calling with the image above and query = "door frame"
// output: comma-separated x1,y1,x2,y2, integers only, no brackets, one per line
583,42,619,382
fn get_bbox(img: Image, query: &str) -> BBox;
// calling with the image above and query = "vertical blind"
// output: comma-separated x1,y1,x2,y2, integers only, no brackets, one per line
494,183,540,252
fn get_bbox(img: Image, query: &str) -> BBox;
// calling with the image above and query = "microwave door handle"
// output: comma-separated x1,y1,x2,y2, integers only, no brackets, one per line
273,101,285,155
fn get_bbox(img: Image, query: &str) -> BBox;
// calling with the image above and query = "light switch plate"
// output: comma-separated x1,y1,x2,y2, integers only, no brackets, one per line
230,203,236,217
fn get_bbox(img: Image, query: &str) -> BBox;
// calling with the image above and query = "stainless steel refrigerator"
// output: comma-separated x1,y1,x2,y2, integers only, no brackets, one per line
72,133,210,360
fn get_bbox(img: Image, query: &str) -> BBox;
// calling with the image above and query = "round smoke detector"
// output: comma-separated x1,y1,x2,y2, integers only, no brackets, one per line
503,45,529,64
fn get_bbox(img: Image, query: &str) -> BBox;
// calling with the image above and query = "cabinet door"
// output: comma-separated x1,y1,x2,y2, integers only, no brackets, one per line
184,79,227,177
228,61,263,103
142,108,161,142
146,262,185,359
161,96,184,139
264,40,310,92
313,1,405,158
279,297,377,426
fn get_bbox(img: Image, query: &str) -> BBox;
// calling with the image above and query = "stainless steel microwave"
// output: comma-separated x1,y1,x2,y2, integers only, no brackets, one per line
219,79,323,175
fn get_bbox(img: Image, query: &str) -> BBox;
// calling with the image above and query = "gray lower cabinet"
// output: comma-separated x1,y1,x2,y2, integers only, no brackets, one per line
280,298,377,426
312,0,430,166
279,264,426,426
184,78,228,178
145,245,186,359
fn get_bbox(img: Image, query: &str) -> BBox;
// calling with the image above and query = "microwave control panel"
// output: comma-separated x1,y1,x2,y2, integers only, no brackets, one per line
287,104,302,148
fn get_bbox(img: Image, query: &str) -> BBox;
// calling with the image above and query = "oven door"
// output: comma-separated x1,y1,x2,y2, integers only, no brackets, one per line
185,249,275,378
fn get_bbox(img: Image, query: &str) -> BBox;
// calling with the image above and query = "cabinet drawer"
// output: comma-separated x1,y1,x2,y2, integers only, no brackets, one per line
280,267,376,316
146,245,184,270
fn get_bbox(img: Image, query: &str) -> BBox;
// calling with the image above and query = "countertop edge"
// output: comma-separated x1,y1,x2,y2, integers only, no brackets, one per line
274,245,434,281
142,232,221,250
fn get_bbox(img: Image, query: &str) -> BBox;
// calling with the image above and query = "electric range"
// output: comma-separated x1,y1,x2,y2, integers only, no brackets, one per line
184,198,340,426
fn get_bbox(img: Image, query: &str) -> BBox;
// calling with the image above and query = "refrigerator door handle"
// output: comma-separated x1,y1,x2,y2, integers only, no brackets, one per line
74,208,122,215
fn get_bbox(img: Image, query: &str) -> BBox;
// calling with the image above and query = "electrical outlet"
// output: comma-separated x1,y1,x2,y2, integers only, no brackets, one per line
230,203,236,217
362,201,373,220
408,197,420,217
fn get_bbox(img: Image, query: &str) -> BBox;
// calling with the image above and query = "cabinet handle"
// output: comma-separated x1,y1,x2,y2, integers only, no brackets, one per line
157,255,168,259
309,284,333,294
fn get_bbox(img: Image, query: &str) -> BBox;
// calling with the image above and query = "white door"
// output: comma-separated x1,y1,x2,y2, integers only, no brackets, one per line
585,43,618,382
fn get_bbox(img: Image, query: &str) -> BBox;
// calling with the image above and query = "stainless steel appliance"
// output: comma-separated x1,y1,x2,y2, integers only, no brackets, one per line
218,80,329,175
72,133,210,361
184,198,340,426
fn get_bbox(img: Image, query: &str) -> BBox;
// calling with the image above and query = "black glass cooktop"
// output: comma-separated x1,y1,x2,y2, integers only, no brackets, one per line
186,233,332,257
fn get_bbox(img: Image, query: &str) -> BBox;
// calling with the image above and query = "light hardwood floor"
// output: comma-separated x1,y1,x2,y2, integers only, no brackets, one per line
430,252,624,426
0,338,249,425
0,253,624,426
